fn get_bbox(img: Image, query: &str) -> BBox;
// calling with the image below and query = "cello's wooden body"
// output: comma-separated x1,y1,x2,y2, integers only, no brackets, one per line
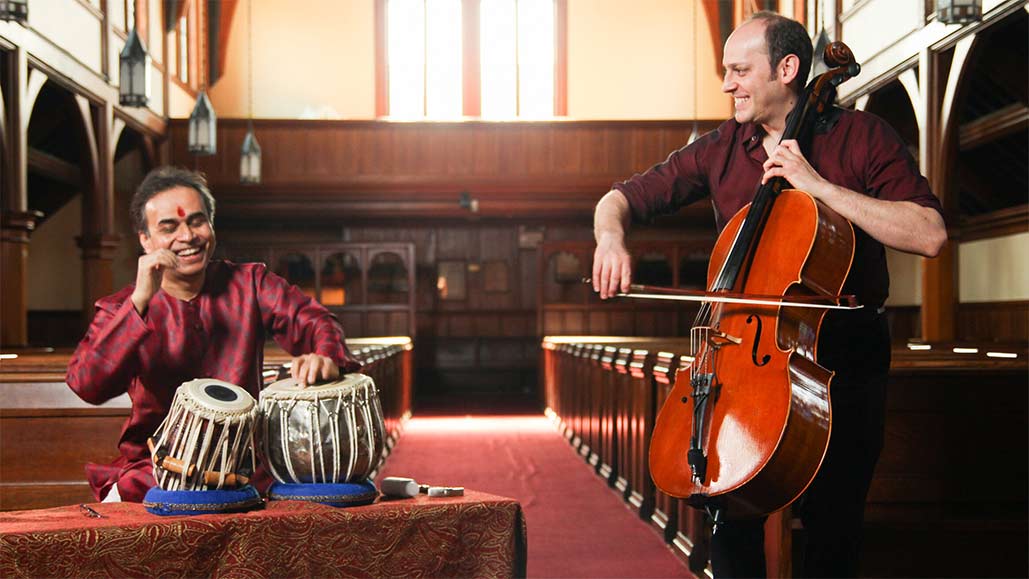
648,190,854,519
646,40,864,521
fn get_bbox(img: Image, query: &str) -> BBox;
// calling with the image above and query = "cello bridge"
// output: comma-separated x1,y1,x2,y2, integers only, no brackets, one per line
694,326,742,348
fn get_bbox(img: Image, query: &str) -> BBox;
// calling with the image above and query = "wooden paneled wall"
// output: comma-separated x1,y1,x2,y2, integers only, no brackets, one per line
168,118,725,402
168,119,720,224
218,242,418,339
956,300,1029,342
887,301,1028,343
219,224,564,401
538,239,714,337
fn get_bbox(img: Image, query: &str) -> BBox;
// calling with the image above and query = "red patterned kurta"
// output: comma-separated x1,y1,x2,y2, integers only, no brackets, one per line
66,260,361,502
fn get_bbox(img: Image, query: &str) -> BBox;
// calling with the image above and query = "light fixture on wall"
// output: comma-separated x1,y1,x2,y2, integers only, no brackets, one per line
0,0,28,24
240,0,261,184
458,191,479,213
936,0,982,24
119,27,151,107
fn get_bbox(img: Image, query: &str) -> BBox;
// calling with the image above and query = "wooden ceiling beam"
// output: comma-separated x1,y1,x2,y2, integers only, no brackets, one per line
959,103,1029,150
27,147,81,185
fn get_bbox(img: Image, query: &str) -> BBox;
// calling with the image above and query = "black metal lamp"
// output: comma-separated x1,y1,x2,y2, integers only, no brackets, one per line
0,0,28,24
119,27,151,107
188,90,217,155
936,0,982,24
240,122,261,184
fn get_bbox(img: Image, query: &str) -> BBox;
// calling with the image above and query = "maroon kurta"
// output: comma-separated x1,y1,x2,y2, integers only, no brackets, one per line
66,260,362,502
613,108,943,309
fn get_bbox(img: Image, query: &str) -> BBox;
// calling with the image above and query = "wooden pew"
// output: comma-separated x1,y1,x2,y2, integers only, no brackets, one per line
542,336,1028,578
0,349,128,510
862,341,1028,578
0,338,413,511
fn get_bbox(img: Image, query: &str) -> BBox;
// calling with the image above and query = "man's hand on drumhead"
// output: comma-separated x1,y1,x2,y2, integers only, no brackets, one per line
291,354,340,387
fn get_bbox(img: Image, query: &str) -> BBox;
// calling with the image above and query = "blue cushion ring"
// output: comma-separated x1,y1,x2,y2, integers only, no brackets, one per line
143,485,264,516
268,480,378,507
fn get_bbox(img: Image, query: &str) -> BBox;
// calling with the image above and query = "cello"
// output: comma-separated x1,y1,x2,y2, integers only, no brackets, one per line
646,42,863,521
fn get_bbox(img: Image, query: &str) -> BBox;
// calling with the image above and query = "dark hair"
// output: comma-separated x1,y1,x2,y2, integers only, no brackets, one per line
747,11,813,94
130,166,216,235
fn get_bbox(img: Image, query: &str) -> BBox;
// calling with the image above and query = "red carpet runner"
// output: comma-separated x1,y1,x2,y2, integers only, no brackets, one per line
377,415,691,578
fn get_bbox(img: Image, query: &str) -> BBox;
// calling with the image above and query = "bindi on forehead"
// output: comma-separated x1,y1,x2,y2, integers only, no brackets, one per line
177,206,186,218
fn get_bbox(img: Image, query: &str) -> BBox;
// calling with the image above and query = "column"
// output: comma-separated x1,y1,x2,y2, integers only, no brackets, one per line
1,48,31,347
77,234,121,323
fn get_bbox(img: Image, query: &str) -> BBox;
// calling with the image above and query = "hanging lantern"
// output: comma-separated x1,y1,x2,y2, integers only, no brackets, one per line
240,123,262,184
119,27,151,107
188,90,217,155
936,0,981,24
0,0,28,24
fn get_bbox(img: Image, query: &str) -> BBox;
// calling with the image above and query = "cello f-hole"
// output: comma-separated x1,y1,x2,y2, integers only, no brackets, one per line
746,315,772,367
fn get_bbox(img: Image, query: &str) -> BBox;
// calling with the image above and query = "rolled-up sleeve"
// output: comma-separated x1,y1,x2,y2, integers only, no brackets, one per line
612,131,715,223
863,115,943,214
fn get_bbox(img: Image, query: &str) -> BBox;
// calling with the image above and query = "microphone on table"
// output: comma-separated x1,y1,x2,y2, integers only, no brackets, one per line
381,476,464,498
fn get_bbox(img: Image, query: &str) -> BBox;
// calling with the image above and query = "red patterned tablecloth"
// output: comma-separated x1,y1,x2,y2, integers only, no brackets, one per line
0,490,526,578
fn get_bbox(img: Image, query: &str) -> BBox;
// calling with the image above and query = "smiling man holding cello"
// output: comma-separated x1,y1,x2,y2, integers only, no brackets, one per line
591,11,946,579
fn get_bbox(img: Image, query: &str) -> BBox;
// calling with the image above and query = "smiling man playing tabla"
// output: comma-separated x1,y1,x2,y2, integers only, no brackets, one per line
66,166,362,504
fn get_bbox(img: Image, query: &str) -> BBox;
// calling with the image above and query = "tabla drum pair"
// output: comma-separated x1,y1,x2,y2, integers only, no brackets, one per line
145,374,384,513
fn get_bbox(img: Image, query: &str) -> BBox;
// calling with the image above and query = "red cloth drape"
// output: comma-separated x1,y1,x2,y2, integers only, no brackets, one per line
0,490,526,578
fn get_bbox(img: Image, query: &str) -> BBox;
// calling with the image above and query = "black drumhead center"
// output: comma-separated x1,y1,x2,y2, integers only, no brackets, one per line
205,384,238,402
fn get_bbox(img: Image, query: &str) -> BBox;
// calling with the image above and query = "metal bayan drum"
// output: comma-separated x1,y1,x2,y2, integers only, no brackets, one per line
150,379,258,491
259,373,386,484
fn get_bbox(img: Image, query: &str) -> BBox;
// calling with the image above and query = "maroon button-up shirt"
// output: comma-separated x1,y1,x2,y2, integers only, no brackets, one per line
614,108,943,309
67,260,361,501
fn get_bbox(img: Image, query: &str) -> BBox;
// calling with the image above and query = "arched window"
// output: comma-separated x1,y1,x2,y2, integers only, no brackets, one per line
275,252,316,299
321,252,363,306
368,251,410,304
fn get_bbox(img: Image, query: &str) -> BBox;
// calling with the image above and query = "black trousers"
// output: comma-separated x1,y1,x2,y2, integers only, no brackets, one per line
710,310,891,578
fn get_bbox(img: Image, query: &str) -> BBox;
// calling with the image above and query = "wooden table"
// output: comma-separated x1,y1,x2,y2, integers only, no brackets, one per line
0,490,526,578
